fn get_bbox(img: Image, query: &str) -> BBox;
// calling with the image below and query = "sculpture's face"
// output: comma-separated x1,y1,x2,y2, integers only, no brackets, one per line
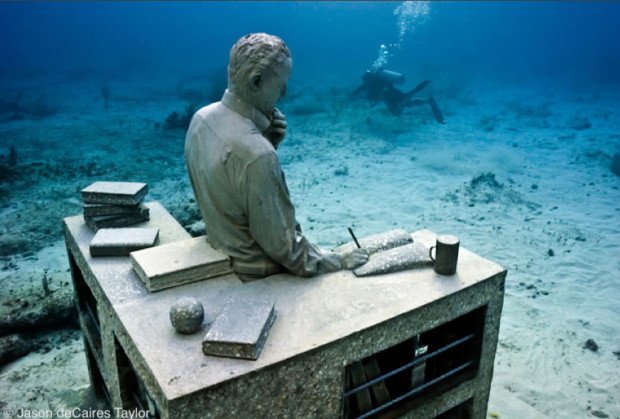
254,58,292,115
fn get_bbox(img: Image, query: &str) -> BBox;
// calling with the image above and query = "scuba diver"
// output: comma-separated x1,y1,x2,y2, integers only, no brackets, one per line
352,69,445,124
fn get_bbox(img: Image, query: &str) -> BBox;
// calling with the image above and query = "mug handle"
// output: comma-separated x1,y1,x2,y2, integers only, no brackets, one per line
429,246,436,262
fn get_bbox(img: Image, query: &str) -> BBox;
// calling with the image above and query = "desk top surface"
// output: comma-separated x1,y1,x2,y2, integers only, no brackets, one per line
64,201,505,400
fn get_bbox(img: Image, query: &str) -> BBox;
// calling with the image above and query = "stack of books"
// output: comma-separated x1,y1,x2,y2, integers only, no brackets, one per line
81,181,150,231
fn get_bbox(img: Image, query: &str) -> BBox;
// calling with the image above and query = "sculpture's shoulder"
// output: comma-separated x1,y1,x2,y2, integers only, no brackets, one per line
186,102,221,138
193,102,225,125
190,102,274,163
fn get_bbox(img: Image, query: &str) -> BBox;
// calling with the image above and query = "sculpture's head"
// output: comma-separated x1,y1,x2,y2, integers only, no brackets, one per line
228,33,292,115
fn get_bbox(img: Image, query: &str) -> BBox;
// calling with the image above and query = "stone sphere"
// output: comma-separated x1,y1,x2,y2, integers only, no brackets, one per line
169,297,204,334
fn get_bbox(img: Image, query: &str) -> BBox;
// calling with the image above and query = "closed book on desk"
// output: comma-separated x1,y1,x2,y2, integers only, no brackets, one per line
84,203,144,217
202,297,276,360
89,227,159,257
81,181,148,206
84,207,150,231
130,236,231,292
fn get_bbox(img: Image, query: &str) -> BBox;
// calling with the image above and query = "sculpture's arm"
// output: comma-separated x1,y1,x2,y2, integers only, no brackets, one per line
244,153,336,277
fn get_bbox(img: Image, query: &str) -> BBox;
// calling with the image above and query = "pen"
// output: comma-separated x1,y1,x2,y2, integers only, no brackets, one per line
347,227,361,249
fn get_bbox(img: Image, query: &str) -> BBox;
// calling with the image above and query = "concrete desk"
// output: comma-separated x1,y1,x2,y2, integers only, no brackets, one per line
63,201,506,419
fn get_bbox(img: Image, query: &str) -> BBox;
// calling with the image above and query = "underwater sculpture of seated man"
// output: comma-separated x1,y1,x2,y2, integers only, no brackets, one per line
353,68,445,124
184,33,368,281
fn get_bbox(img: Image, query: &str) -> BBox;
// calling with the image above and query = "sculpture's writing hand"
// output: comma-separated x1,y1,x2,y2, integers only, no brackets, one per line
341,248,369,270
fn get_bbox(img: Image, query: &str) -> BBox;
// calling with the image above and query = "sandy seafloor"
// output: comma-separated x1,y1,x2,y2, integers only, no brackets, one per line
0,73,618,418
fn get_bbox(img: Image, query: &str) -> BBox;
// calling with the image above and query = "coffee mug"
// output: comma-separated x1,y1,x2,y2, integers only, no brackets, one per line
429,235,460,275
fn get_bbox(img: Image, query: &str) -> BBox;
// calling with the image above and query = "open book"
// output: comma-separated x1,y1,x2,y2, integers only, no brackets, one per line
333,229,432,277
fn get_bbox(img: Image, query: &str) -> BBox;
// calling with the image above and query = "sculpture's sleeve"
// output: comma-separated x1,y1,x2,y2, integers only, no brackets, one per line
244,152,339,277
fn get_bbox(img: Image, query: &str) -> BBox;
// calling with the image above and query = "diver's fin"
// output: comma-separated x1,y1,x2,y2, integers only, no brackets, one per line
406,80,431,98
428,97,445,124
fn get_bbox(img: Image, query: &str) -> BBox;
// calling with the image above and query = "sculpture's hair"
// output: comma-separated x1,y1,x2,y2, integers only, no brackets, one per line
228,33,291,97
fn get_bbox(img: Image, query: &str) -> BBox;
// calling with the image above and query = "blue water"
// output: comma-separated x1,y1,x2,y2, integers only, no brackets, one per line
0,2,619,416
1,2,619,86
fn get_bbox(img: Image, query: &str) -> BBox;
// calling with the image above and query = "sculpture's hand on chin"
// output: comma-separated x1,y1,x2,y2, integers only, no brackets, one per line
264,108,287,149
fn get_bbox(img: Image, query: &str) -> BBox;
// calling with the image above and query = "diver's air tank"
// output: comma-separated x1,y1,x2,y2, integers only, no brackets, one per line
376,69,405,84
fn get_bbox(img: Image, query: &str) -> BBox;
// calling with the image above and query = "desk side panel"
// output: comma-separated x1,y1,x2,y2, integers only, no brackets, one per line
63,201,192,411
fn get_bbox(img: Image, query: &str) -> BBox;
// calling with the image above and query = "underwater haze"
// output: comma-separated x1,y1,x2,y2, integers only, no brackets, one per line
2,2,620,86
0,1,619,418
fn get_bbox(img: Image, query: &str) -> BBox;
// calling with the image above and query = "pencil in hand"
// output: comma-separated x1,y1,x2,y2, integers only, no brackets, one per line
347,227,361,249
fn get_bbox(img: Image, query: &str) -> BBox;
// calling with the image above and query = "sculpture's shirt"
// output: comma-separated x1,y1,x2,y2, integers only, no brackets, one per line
184,90,326,279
